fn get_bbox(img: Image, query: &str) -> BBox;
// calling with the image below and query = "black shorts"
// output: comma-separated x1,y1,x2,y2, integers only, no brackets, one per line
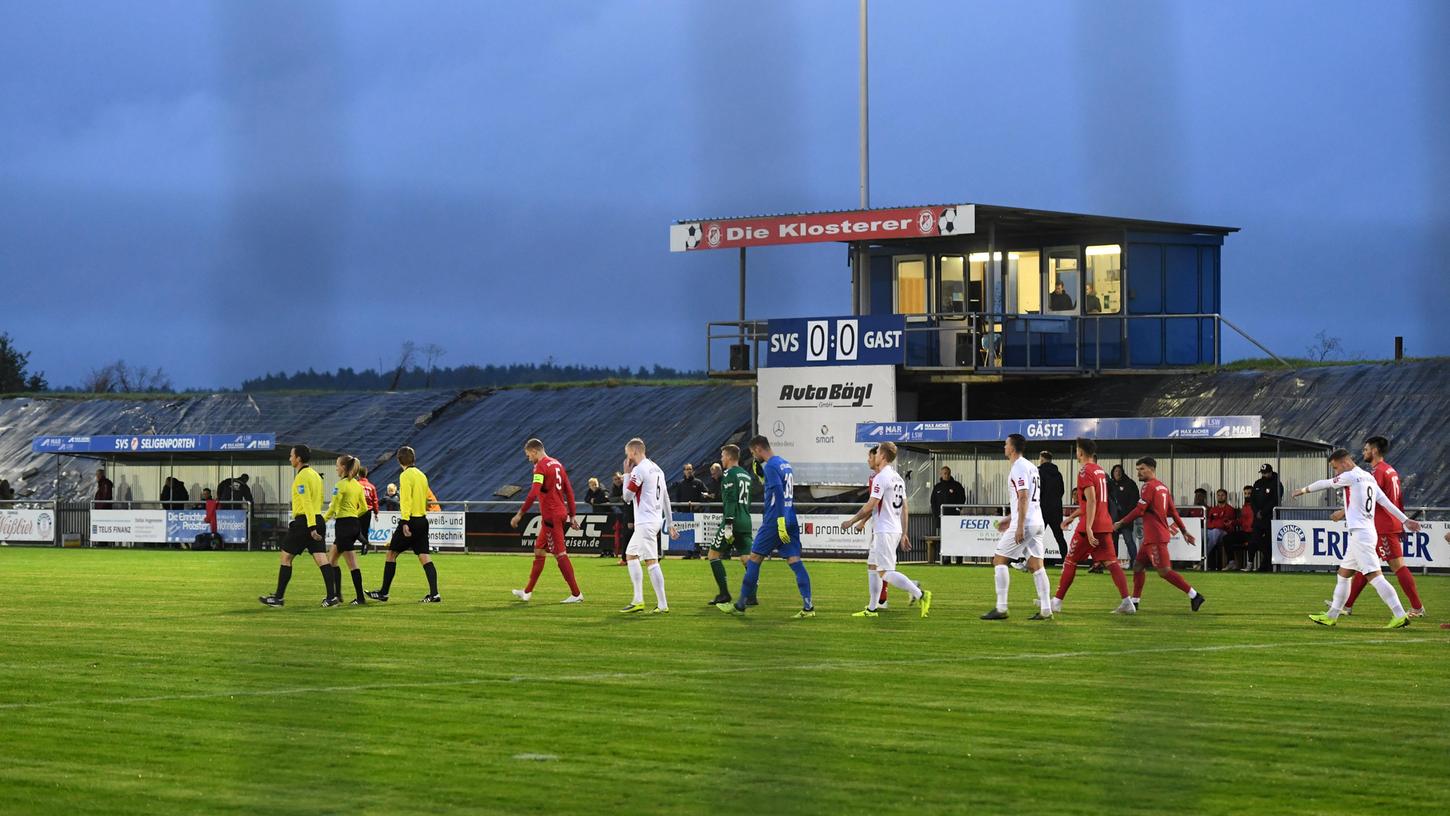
333,517,363,552
388,516,430,555
282,516,325,556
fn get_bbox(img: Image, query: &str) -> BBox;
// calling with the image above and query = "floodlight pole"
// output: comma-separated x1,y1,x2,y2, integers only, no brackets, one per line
853,0,870,314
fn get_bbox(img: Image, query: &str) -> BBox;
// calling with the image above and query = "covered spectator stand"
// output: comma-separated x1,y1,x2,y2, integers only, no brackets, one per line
29,433,339,547
854,416,1330,566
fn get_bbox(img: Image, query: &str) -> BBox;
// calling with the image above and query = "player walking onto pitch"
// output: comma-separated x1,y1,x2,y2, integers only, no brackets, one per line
1113,457,1204,612
509,438,584,604
323,455,370,606
979,434,1053,620
1300,448,1421,628
1053,437,1135,615
367,446,441,603
620,438,678,613
259,445,331,607
717,436,815,618
1330,436,1425,618
843,441,930,618
705,444,756,606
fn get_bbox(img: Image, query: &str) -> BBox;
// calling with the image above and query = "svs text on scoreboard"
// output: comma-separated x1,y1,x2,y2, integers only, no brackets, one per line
766,315,906,368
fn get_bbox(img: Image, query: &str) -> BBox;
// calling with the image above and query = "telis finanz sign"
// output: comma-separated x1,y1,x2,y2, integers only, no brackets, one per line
757,365,896,485
766,315,905,368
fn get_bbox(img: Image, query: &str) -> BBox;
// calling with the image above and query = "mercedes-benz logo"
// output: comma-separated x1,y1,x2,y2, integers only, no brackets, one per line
772,420,786,437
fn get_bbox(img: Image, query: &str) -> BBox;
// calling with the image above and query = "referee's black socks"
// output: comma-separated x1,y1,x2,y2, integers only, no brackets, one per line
380,561,396,595
423,562,439,595
350,568,364,601
275,565,292,598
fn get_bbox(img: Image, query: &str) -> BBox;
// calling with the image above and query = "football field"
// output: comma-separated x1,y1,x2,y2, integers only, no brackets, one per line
1,549,1446,815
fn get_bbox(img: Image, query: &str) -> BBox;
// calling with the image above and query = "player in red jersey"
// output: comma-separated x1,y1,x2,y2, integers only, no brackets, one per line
1053,437,1134,614
1334,436,1424,617
1115,457,1204,611
510,438,583,603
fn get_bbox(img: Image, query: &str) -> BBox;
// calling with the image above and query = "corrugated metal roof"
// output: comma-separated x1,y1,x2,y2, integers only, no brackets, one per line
0,385,753,500
962,360,1450,503
676,202,1239,235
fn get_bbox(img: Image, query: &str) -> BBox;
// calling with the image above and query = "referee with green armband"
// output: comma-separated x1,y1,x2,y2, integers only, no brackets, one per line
706,444,757,607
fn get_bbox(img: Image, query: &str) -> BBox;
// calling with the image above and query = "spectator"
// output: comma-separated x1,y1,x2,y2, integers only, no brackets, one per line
1249,464,1282,572
930,466,966,517
0,478,14,501
427,487,442,512
670,464,709,507
1222,485,1256,571
1037,451,1067,563
218,473,256,507
1084,283,1102,314
1204,488,1237,569
670,464,707,559
1048,280,1075,311
610,471,632,563
160,476,190,509
357,466,380,556
707,463,723,501
92,468,115,509
585,477,610,511
197,487,223,549
584,477,612,558
1108,464,1140,561
381,483,400,511
1193,487,1209,508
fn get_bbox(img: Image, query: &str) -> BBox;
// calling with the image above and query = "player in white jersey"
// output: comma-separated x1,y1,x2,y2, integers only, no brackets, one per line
620,437,679,614
1296,448,1420,628
843,441,931,618
981,433,1054,620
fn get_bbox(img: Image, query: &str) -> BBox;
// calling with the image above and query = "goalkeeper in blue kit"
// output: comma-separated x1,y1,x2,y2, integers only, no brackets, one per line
717,436,814,618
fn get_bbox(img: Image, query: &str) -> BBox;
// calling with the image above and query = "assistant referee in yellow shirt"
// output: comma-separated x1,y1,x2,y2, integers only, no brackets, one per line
259,445,332,607
367,446,441,603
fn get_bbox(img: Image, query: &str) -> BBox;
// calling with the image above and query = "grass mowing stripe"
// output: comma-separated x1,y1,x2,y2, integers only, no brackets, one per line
1,549,1446,816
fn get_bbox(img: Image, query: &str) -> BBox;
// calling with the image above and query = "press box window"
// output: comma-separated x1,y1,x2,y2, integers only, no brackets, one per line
894,257,928,318
1084,245,1122,314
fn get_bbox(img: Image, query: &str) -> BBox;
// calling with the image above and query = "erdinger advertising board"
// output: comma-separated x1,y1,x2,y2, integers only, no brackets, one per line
0,508,56,542
942,514,1204,561
1272,520,1449,568
328,511,467,551
670,205,975,252
757,365,896,485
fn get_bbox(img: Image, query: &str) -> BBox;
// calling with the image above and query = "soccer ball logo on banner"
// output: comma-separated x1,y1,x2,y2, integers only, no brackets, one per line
938,206,966,236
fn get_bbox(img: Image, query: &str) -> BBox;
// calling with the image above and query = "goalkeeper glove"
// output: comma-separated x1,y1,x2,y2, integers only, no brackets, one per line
777,517,790,544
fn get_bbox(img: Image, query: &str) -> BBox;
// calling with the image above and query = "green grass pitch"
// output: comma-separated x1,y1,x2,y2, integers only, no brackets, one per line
0,549,1446,815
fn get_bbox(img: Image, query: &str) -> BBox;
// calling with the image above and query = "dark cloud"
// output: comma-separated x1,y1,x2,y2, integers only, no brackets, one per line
0,0,1444,388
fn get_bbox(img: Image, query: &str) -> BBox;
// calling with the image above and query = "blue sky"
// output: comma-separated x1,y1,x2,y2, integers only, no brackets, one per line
2,0,1446,388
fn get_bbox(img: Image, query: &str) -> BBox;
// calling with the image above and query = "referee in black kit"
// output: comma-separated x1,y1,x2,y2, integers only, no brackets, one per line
368,446,441,603
259,445,331,607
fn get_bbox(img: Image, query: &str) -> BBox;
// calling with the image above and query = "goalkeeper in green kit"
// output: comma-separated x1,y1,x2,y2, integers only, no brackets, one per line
706,444,758,606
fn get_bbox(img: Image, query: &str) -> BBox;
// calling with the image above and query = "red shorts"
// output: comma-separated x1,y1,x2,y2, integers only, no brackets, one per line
1067,529,1116,563
1376,533,1404,562
534,517,569,555
1134,541,1172,570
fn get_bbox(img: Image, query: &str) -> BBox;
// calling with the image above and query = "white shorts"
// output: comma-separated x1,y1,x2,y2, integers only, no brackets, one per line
626,523,661,561
868,530,900,571
995,524,1046,561
1340,528,1382,575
